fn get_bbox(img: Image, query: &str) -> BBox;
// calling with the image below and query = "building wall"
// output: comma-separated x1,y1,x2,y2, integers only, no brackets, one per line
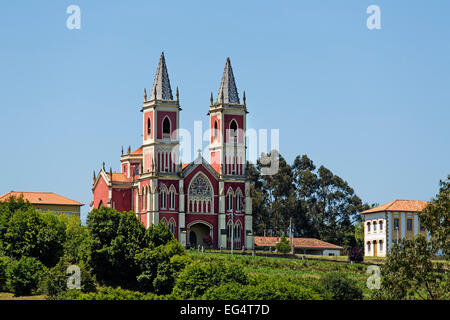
34,204,81,216
92,175,109,210
364,212,387,257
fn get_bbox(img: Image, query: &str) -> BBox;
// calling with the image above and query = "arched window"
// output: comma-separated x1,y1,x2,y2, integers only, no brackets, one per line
213,120,218,141
160,217,168,226
229,120,237,139
373,221,377,233
227,220,233,249
147,117,151,136
169,185,176,210
367,241,371,252
226,188,234,212
160,185,168,209
379,240,383,252
235,188,243,212
367,222,371,233
169,218,176,234
163,117,171,136
188,173,212,213
379,220,383,231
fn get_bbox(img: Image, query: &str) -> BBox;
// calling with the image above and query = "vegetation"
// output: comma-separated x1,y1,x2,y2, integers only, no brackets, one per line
250,153,370,251
275,234,292,253
1,174,448,301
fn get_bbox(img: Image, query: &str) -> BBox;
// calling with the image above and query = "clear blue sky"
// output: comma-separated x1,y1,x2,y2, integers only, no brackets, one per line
1,1,449,223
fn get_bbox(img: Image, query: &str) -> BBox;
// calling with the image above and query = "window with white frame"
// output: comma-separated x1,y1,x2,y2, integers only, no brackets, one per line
226,189,234,212
160,185,168,209
235,189,243,212
169,185,176,210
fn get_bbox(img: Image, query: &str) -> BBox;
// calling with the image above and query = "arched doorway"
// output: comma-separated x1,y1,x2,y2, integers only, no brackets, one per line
189,231,197,248
188,221,212,249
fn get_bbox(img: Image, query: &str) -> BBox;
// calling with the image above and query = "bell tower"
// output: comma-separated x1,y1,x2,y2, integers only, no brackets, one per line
141,52,181,227
209,57,247,177
142,52,181,176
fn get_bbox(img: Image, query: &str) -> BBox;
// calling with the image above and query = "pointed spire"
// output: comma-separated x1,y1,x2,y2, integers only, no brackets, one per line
217,57,240,104
121,146,124,156
128,146,131,154
109,167,113,179
93,170,96,183
176,87,179,102
102,162,105,171
210,92,214,106
150,52,173,100
144,88,147,102
243,90,246,105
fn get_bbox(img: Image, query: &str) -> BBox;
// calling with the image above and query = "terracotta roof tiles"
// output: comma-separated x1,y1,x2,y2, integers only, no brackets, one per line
0,191,84,206
361,200,429,214
254,236,343,250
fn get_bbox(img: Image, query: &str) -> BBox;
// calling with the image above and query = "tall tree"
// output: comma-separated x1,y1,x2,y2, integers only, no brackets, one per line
418,175,449,257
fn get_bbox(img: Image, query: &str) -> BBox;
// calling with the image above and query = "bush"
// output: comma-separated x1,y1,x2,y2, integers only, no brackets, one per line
348,247,363,263
40,259,97,298
172,260,249,299
87,207,147,288
56,286,163,300
0,255,9,291
135,239,185,293
319,272,363,300
204,280,323,300
275,235,292,254
6,256,45,296
4,209,66,267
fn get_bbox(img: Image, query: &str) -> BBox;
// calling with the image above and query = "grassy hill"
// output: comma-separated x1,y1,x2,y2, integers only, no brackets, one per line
187,251,373,298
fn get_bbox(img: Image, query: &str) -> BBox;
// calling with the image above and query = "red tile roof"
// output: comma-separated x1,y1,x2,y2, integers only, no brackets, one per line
254,236,343,250
0,191,84,206
106,173,132,183
361,200,429,214
131,147,143,155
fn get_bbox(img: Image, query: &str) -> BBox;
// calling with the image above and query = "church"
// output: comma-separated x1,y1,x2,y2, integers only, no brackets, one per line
91,53,253,250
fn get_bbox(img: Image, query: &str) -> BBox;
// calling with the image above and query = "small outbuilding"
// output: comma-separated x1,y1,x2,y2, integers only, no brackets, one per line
254,236,343,256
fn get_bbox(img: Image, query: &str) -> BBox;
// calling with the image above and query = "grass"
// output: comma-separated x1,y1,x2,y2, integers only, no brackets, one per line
0,292,46,300
188,251,374,298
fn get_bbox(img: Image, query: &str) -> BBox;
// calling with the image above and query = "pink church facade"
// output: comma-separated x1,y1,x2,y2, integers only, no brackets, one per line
91,53,253,250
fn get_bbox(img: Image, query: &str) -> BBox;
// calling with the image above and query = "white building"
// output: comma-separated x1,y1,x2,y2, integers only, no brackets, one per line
361,200,429,257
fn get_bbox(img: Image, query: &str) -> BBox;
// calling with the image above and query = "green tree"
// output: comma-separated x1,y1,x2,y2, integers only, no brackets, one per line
4,209,66,267
275,234,291,253
62,214,91,266
375,235,449,300
418,175,449,257
135,238,185,294
0,195,33,254
87,207,147,288
6,256,45,296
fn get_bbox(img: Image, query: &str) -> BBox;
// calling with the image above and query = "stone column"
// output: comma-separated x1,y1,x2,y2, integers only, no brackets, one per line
218,181,226,248
151,181,159,225
146,189,151,229
244,181,253,249
178,180,186,247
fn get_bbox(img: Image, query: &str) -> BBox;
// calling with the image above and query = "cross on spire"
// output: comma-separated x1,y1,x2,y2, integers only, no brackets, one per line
150,52,173,100
217,57,240,104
